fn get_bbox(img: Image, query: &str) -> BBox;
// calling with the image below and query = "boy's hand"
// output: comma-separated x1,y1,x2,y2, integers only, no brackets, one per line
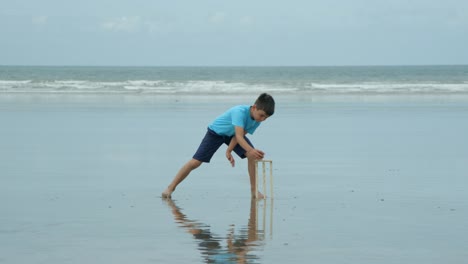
226,151,235,167
246,149,265,160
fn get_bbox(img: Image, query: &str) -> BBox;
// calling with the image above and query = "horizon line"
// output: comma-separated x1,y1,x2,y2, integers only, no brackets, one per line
1,64,467,68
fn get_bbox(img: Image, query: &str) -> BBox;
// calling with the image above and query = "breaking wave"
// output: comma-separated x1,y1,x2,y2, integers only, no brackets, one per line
1,79,468,95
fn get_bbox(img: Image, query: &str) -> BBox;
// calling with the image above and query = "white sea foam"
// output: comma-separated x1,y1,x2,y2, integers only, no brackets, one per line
307,82,468,94
1,79,468,94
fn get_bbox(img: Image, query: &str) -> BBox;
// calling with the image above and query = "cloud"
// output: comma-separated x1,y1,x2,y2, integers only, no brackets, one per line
209,12,226,24
101,16,143,32
239,16,253,26
32,15,48,26
100,16,172,35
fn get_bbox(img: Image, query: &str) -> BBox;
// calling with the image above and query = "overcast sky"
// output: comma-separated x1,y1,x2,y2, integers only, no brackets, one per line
1,0,467,66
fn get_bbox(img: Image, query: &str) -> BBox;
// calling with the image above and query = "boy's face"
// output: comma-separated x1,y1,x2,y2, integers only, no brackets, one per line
251,105,270,122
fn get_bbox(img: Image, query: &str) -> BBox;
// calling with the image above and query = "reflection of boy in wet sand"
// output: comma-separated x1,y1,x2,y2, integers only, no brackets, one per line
162,93,275,199
164,199,262,263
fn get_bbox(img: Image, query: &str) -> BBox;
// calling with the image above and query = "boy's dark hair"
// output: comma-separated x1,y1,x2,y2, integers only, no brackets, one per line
255,93,275,116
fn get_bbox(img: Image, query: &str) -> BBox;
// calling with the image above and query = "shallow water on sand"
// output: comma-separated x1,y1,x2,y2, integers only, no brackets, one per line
1,94,468,263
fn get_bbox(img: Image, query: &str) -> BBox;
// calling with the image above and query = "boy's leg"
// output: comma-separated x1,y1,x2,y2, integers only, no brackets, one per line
162,158,202,198
162,129,224,198
247,154,265,199
232,137,265,199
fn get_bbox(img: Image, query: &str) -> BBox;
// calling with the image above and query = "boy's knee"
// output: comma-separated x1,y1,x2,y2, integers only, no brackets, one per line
245,151,255,160
187,159,202,170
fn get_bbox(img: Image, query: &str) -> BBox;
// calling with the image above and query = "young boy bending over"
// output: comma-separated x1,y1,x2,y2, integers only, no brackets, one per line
162,93,275,199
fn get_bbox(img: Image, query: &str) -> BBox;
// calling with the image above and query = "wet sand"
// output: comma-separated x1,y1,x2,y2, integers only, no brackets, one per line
1,94,468,263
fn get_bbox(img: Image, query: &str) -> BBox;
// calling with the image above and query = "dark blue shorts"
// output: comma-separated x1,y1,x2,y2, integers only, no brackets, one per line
193,128,254,163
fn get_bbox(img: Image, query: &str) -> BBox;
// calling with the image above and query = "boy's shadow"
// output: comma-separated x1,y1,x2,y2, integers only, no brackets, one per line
164,198,271,263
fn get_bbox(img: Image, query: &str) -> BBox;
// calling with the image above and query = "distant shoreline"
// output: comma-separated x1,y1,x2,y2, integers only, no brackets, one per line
1,64,468,68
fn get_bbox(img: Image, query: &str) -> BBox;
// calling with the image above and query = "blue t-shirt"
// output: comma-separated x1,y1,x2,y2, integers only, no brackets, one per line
208,105,260,136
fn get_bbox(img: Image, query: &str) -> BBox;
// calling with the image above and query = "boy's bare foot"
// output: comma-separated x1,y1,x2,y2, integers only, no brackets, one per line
161,188,173,199
253,191,265,199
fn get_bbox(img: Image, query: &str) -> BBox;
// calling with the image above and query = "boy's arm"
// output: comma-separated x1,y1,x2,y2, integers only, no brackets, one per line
226,136,238,167
234,126,264,160
226,129,247,167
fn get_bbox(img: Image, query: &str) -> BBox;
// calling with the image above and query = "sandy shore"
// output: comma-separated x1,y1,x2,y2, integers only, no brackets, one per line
1,93,467,263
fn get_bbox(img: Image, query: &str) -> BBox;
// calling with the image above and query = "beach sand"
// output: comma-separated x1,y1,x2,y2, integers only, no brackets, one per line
1,93,468,263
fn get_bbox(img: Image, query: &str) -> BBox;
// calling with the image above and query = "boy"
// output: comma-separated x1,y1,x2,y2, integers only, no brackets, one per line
162,93,275,199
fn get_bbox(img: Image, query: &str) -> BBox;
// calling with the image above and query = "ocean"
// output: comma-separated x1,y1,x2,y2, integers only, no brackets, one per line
1,65,468,95
1,65,468,263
